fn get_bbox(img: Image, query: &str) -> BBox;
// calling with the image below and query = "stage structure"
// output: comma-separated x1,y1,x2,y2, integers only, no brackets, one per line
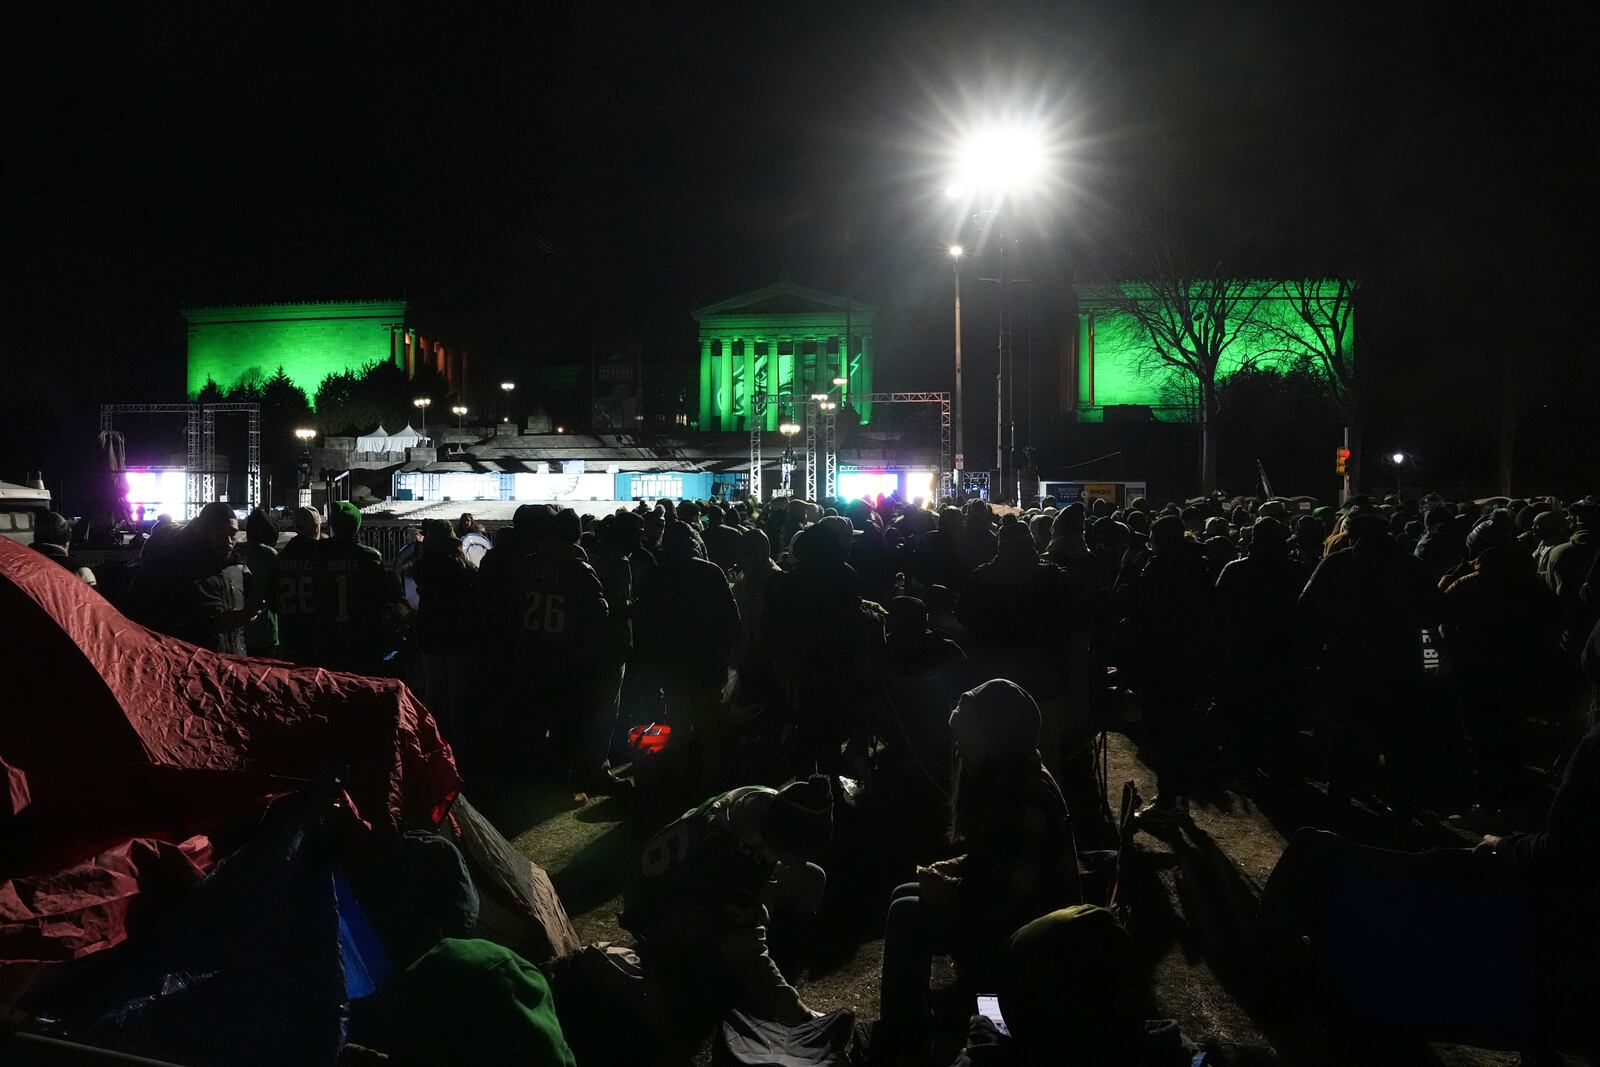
693,282,877,432
184,300,467,400
750,391,951,502
99,403,261,518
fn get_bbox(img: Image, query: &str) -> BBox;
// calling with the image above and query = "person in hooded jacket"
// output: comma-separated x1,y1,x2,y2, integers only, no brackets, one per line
637,520,740,795
911,506,970,593
764,521,872,776
1117,514,1217,823
878,680,1080,1059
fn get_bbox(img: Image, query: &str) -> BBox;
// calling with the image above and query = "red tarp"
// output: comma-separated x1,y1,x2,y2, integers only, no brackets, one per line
0,538,459,963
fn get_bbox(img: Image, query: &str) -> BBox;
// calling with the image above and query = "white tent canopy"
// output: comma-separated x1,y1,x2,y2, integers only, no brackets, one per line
355,423,430,452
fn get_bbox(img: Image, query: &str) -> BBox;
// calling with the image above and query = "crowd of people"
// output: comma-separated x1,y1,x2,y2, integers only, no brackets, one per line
25,483,1600,1063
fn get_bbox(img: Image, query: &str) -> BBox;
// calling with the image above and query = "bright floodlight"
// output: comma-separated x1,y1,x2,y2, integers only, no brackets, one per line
500,381,516,392
953,122,1047,197
413,396,431,408
949,244,964,258
779,421,800,436
1391,452,1406,465
451,405,468,416
293,427,317,442
832,376,849,387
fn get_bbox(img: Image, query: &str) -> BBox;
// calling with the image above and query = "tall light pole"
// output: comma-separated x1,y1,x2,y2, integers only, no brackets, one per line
413,396,432,426
947,120,1048,503
949,245,965,495
500,380,515,423
451,404,468,429
293,427,316,509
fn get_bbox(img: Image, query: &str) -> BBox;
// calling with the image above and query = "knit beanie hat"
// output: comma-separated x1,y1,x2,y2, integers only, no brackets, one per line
1001,905,1141,1056
762,775,834,857
330,500,363,539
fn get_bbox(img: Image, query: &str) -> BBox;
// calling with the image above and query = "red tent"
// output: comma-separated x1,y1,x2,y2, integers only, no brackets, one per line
0,538,459,964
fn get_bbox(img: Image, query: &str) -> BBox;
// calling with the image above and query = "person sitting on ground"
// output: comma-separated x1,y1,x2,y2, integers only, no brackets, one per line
878,680,1080,1058
620,776,834,1032
951,905,1202,1066
31,510,97,587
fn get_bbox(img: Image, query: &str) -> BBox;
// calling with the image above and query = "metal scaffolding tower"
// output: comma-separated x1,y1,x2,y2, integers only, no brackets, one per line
747,391,952,502
99,402,262,517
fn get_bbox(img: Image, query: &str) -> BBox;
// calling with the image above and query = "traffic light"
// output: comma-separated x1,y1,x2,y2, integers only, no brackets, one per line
1335,447,1351,475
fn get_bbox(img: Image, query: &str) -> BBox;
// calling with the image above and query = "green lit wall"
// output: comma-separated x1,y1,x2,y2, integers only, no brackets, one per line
1073,281,1351,422
692,283,876,431
184,300,409,398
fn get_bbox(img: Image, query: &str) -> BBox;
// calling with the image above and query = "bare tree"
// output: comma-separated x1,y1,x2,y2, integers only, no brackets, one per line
1106,235,1268,493
1256,277,1359,489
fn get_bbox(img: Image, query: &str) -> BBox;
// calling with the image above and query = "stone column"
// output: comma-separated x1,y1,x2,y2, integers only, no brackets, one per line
717,339,734,430
699,337,713,429
743,337,758,430
859,332,873,424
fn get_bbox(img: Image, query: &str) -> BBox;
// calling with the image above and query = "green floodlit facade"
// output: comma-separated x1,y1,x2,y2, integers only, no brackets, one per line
1070,280,1352,421
183,300,467,399
692,282,876,431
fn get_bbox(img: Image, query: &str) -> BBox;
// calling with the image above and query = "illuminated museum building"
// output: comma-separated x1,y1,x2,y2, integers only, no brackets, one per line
1065,281,1350,422
693,282,876,431
183,300,466,399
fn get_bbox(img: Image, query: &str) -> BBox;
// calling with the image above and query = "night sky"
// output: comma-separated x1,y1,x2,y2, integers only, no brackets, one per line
6,2,1597,495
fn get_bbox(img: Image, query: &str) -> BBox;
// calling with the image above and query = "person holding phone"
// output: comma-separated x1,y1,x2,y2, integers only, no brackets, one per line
877,679,1080,1060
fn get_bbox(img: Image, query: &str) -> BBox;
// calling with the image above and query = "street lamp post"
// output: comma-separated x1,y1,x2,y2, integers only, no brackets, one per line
779,418,800,496
293,428,317,509
949,245,965,496
413,396,432,420
499,381,515,423
946,120,1048,503
451,404,468,429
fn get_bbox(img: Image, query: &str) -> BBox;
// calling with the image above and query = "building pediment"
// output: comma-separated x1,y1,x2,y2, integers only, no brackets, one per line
693,282,877,321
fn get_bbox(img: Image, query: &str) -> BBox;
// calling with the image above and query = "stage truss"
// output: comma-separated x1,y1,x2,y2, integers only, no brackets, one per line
749,391,951,502
100,403,261,518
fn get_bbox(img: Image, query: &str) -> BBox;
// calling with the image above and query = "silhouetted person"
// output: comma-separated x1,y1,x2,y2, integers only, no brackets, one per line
31,510,96,587
1214,517,1310,781
701,504,744,574
130,501,256,654
1299,511,1437,835
879,681,1079,1058
513,507,615,790
1119,515,1216,822
637,521,740,794
414,518,477,749
621,776,833,1031
1442,523,1564,823
315,501,399,674
237,508,279,656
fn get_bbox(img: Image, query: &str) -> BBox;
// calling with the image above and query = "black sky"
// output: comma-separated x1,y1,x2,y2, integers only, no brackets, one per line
5,1,1597,491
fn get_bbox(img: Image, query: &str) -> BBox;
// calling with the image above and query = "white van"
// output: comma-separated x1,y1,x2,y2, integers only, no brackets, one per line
0,478,52,546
